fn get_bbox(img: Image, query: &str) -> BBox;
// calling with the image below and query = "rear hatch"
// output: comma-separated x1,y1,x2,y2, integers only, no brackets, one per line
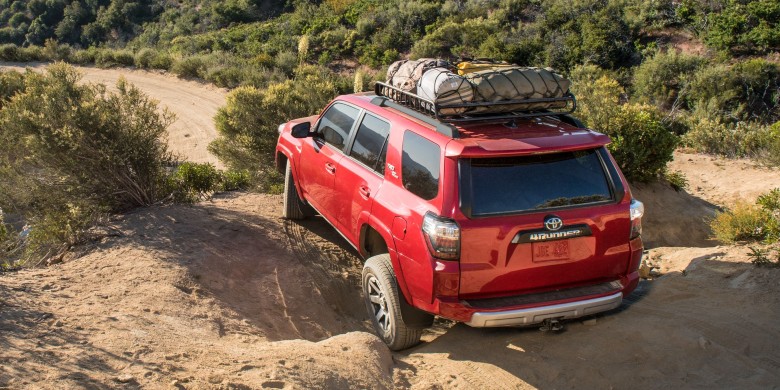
456,147,631,299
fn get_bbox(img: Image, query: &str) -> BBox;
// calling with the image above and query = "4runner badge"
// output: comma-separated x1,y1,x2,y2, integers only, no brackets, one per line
544,216,563,231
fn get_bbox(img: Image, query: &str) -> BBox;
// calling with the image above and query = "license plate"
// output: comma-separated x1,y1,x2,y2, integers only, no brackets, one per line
532,240,570,262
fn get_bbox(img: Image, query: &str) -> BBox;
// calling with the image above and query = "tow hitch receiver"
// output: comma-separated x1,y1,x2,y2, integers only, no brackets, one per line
539,318,564,332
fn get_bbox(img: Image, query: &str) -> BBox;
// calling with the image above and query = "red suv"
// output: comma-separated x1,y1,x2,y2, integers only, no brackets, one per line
275,83,644,350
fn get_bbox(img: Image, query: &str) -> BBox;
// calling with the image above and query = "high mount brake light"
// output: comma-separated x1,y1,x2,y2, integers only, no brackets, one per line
630,199,644,239
422,212,460,260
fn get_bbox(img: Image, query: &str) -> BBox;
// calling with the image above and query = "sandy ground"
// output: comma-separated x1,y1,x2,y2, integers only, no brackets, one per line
2,66,780,389
0,63,226,168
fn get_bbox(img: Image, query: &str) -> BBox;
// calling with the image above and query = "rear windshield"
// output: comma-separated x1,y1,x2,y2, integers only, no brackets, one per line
461,148,614,216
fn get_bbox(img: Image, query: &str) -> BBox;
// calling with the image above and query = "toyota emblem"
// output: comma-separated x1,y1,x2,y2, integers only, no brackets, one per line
544,216,563,231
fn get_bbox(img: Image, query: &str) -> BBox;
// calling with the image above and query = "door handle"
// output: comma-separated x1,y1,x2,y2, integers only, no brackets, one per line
359,185,371,199
325,162,336,174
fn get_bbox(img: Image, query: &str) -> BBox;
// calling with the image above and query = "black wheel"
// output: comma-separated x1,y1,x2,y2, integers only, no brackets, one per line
282,162,312,220
362,254,423,350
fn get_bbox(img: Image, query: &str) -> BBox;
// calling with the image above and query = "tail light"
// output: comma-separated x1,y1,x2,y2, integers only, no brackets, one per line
630,199,644,239
422,212,460,260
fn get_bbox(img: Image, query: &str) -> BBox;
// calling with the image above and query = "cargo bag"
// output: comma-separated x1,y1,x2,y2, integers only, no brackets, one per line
416,67,474,115
456,60,516,75
386,58,452,93
464,67,571,114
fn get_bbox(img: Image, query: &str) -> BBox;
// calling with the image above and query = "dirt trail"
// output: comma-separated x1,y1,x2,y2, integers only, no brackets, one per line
2,66,780,389
0,63,226,168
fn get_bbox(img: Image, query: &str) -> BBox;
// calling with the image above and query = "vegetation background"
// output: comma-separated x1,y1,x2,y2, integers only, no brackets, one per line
0,0,778,265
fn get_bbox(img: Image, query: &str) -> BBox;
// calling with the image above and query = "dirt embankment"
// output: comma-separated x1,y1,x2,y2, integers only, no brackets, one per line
2,65,780,389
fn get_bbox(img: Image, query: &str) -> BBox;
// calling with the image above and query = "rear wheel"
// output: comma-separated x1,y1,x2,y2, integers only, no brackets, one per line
362,254,423,350
282,162,311,220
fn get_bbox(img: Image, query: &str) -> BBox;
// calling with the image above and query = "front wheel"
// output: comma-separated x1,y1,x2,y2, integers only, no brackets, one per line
362,254,423,350
282,162,312,220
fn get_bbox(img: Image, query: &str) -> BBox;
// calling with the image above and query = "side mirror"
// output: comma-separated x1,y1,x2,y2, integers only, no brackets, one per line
291,122,312,138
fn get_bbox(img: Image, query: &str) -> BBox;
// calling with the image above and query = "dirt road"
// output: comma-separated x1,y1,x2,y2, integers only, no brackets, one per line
0,63,226,168
2,65,780,389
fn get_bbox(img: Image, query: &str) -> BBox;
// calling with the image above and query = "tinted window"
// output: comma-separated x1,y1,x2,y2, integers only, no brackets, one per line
349,114,390,173
402,131,440,200
465,149,612,216
317,103,360,150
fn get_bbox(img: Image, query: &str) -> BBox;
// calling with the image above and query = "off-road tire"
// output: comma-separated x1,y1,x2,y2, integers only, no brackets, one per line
282,162,310,220
362,254,423,350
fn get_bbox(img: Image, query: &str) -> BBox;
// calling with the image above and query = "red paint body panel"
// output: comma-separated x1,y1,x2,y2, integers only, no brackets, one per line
275,93,643,324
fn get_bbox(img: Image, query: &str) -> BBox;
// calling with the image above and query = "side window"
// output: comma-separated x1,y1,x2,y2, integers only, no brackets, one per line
317,103,360,150
349,114,390,173
402,131,440,200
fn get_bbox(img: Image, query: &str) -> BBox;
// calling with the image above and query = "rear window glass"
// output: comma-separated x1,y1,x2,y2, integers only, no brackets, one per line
464,149,613,216
402,131,440,200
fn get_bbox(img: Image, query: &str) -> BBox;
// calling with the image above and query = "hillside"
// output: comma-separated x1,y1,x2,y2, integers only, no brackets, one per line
1,64,780,388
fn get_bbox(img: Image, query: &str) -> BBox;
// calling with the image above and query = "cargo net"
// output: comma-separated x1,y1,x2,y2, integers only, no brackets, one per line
380,60,576,123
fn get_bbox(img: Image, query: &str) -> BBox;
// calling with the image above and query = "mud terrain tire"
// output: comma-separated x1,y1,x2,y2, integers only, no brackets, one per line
283,162,312,220
362,254,423,350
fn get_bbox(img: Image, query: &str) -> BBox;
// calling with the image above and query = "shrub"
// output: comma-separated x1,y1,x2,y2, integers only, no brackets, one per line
68,49,95,65
0,70,25,108
712,188,780,244
571,67,678,182
0,64,175,263
0,43,19,61
687,59,780,124
220,169,251,191
168,162,222,202
172,55,208,79
747,247,780,268
682,117,774,158
135,48,174,70
410,18,499,59
632,50,705,109
664,170,688,192
209,65,337,189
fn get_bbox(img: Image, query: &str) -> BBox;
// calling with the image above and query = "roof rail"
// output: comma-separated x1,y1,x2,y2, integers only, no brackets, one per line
374,82,577,124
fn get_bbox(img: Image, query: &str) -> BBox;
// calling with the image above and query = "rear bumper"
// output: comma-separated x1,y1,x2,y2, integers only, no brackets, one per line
465,291,623,327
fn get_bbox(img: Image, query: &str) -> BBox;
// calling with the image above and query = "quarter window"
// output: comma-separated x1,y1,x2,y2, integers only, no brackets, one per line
349,114,390,173
317,103,360,150
402,131,440,200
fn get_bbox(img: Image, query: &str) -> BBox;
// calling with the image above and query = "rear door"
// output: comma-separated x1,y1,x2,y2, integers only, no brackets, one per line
457,148,631,298
298,102,361,223
333,113,391,243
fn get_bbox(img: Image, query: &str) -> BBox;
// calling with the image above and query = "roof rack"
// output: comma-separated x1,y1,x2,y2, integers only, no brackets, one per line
374,82,577,124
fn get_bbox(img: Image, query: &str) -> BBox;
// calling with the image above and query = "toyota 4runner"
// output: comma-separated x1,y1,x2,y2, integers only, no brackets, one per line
275,82,644,350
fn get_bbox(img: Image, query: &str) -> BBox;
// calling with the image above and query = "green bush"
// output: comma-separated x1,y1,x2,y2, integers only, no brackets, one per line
712,189,780,244
0,70,25,108
209,65,337,189
67,49,95,65
220,169,251,191
687,59,780,124
632,50,705,109
135,48,174,70
171,55,207,79
410,18,499,59
168,162,222,202
571,66,678,182
703,0,780,54
664,170,689,192
0,64,175,263
682,117,774,158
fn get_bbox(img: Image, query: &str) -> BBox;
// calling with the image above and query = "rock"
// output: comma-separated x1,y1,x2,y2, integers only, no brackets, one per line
53,320,63,327
115,374,134,383
582,319,598,326
698,336,711,350
207,374,223,384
